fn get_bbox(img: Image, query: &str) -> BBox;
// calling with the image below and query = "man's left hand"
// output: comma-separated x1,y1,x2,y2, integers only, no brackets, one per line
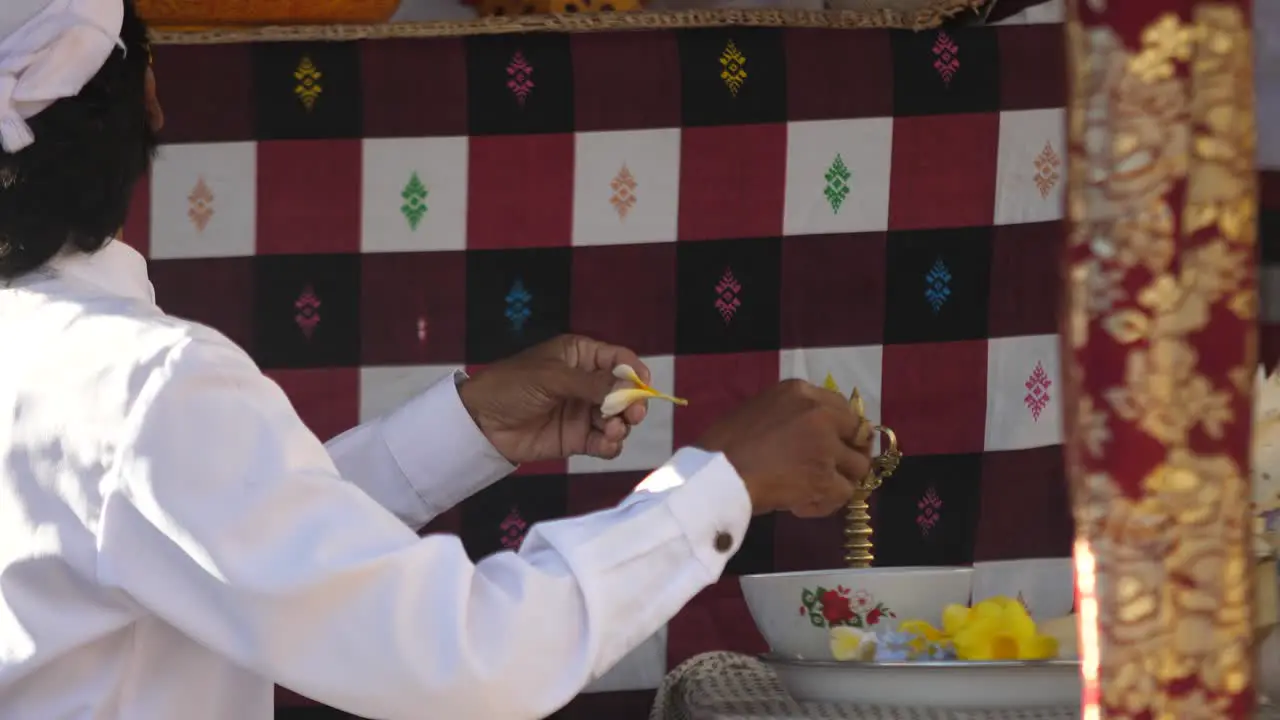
458,335,650,464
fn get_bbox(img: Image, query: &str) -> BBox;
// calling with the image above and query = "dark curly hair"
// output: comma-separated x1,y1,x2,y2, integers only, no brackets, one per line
0,0,157,280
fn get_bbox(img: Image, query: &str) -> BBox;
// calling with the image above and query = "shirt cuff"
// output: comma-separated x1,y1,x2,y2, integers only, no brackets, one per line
635,447,753,577
379,371,515,517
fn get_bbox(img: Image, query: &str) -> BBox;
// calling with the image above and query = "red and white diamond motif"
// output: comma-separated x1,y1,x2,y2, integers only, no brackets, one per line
917,487,942,536
932,31,960,87
294,285,321,339
1024,361,1052,421
499,507,527,550
714,268,742,324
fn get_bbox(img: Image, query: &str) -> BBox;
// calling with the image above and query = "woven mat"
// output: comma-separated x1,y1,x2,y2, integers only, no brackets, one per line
648,652,1280,720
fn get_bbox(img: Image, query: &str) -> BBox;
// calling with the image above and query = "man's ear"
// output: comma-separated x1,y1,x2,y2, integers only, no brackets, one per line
144,67,163,132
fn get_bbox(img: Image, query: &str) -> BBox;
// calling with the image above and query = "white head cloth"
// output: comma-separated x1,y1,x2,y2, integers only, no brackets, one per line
0,0,124,154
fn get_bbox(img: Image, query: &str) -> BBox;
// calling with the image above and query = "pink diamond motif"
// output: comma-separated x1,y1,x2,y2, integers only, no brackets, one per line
1024,361,1052,421
714,268,743,324
499,507,528,550
917,487,942,535
294,285,321,339
932,31,960,87
506,51,535,107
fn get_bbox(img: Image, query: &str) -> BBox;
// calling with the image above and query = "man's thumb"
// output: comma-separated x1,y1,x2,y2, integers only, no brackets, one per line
542,365,617,405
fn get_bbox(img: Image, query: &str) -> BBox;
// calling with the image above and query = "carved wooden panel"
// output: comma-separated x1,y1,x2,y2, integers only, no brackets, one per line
137,0,401,26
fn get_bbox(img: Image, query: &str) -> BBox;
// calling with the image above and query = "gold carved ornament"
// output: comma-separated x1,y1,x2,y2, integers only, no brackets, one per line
844,387,901,569
1063,3,1257,718
136,0,401,27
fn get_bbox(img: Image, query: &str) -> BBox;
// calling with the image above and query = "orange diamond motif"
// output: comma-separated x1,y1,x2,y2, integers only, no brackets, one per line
1032,141,1061,198
610,164,638,220
187,177,215,232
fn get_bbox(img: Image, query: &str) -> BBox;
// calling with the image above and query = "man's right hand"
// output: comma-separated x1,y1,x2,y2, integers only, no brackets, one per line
695,380,873,518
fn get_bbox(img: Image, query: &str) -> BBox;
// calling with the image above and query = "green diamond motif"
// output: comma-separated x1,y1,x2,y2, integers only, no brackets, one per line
400,172,429,230
823,154,852,214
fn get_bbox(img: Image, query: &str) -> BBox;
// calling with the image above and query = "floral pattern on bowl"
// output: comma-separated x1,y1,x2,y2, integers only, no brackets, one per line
799,585,896,629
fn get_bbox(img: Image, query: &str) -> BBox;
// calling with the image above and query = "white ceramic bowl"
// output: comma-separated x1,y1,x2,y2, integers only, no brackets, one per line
740,567,974,660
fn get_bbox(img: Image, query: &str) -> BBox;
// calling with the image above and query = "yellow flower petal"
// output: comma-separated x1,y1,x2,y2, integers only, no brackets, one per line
1019,634,1060,661
609,364,688,412
899,620,945,641
829,626,877,661
600,388,659,417
942,604,972,635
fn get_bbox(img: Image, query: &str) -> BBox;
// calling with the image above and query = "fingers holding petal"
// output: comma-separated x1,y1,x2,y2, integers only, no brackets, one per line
622,399,647,426
585,432,623,459
602,417,631,442
589,341,649,383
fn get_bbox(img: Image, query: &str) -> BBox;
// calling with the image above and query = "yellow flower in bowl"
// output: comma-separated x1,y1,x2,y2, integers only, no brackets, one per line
898,596,1059,662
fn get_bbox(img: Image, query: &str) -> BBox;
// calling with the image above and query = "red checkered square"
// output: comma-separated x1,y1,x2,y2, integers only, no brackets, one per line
784,29,893,121
264,368,359,443
998,25,1066,111
881,341,988,455
149,258,255,353
973,445,1072,561
988,221,1063,338
667,579,767,667
467,134,575,250
360,252,468,366
570,32,681,132
152,45,254,143
566,472,647,516
256,141,362,255
678,125,786,242
121,172,150,259
888,113,1000,231
780,233,887,348
361,39,468,137
570,244,677,356
420,506,464,537
773,513,844,573
672,351,780,449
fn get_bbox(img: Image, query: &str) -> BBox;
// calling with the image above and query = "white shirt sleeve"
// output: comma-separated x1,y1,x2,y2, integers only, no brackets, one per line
323,372,514,529
94,335,752,720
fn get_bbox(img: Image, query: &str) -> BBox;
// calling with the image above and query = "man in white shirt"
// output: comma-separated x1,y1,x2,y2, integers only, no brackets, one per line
0,2,873,719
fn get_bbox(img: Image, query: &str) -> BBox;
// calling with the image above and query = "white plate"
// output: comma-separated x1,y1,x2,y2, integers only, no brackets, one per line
762,654,1082,709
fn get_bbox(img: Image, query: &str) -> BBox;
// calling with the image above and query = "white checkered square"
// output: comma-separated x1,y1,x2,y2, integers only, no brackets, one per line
991,0,1064,24
780,345,885,452
572,129,681,246
993,108,1066,226
783,118,894,236
984,334,1062,452
361,137,469,253
568,355,676,474
149,142,256,259
359,365,464,423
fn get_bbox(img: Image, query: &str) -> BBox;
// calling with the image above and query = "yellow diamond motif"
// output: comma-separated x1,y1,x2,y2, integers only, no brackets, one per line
720,40,747,97
294,56,323,111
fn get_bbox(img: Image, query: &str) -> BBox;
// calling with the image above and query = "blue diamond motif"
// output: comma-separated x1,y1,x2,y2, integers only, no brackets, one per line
923,258,952,313
505,279,533,331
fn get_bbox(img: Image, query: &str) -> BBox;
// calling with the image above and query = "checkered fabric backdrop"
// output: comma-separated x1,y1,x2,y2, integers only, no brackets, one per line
126,9,1083,719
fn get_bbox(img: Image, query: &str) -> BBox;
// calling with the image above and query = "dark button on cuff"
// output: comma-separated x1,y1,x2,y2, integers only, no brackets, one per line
714,532,734,553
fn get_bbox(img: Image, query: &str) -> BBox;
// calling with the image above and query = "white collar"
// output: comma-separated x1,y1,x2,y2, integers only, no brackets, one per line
47,238,155,304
